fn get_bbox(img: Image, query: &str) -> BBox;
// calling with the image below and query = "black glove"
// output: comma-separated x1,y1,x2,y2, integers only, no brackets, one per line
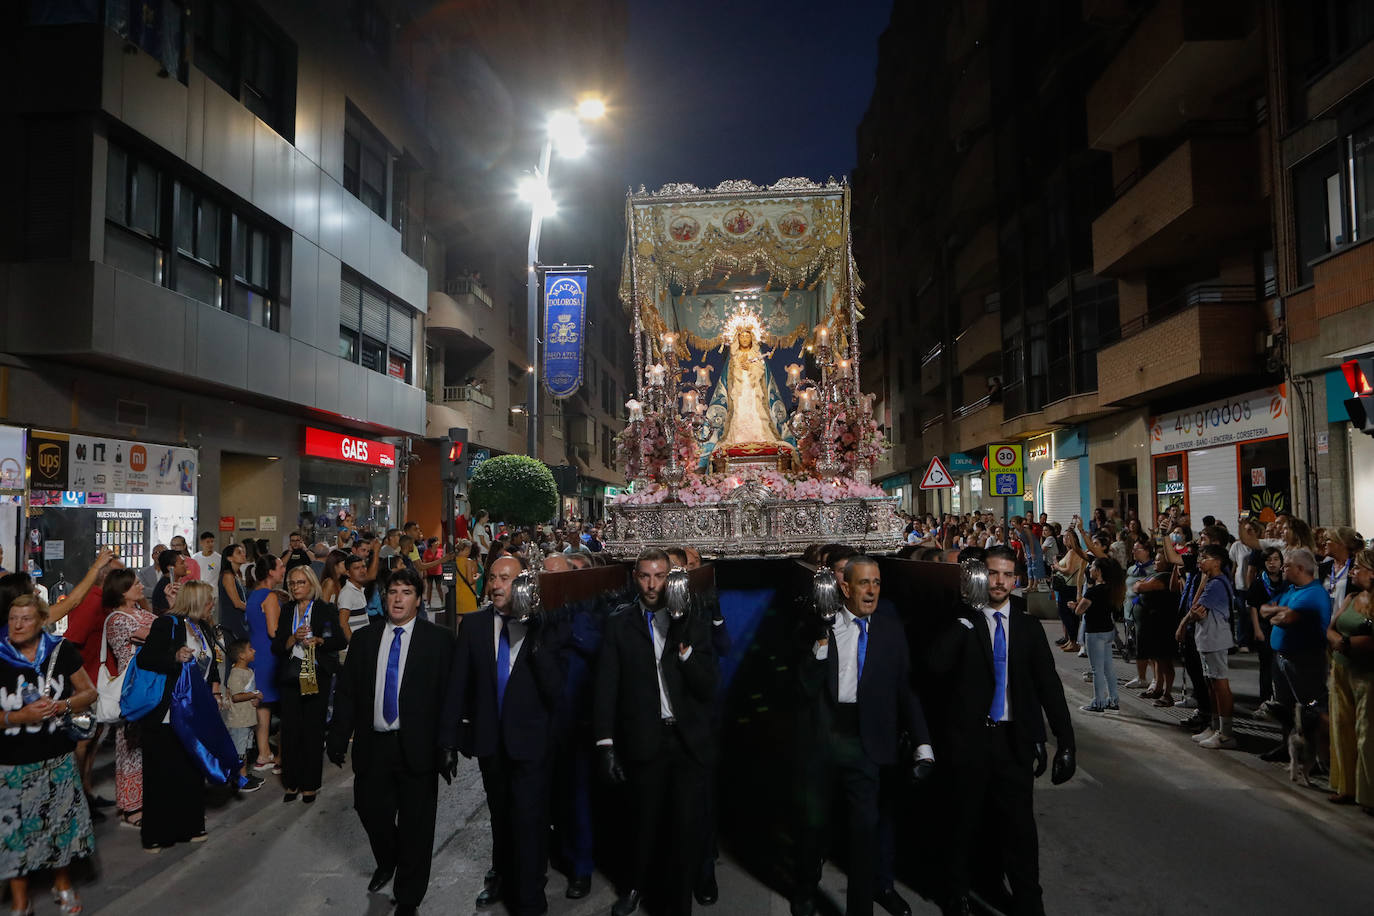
667,611,690,650
911,755,935,783
1032,742,1048,778
327,746,346,768
1050,746,1076,785
599,745,626,785
439,746,460,785
803,612,832,645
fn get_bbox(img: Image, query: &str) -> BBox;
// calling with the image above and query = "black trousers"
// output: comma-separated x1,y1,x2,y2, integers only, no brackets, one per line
946,725,1042,916
279,685,328,792
795,712,880,916
626,723,707,916
140,722,205,847
479,748,551,916
874,765,899,892
353,732,439,907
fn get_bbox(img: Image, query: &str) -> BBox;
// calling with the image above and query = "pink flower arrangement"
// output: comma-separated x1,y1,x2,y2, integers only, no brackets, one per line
615,416,700,481
795,405,889,478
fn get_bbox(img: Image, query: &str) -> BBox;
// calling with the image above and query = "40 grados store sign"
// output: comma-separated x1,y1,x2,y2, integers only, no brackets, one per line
1149,387,1289,523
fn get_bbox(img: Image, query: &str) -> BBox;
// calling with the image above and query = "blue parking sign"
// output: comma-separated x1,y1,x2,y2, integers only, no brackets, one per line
994,472,1019,496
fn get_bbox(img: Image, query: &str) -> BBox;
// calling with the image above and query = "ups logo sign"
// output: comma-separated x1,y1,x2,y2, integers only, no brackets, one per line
28,434,68,488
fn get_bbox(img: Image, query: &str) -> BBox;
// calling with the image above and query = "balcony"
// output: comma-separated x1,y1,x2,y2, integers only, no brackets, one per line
954,310,1001,376
426,290,492,345
1086,0,1260,150
920,344,944,394
954,397,1003,453
1091,136,1266,276
1096,285,1260,406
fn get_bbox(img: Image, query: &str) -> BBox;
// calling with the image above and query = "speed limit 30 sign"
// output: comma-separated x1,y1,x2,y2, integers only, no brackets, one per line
987,444,1024,497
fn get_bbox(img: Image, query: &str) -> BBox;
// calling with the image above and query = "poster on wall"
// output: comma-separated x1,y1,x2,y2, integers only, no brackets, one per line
28,429,197,497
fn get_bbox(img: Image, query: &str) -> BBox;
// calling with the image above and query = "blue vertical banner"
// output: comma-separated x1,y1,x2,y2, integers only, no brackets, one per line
543,270,588,398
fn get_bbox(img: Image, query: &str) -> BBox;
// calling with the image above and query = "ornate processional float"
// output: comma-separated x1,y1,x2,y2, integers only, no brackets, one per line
604,177,905,559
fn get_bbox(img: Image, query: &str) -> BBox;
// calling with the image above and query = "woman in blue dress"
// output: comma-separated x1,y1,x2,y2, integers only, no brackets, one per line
244,554,285,773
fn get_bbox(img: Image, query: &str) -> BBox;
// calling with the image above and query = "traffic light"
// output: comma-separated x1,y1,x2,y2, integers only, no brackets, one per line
1343,357,1374,435
441,426,469,486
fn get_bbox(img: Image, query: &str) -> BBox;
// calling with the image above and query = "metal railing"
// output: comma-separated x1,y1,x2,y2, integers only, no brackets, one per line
444,276,494,309
440,385,494,408
921,343,943,366
1111,283,1253,340
954,395,992,419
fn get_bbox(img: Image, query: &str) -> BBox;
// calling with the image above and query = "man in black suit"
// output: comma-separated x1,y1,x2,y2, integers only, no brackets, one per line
440,555,567,915
928,546,1076,916
327,567,455,916
792,555,934,916
594,548,719,916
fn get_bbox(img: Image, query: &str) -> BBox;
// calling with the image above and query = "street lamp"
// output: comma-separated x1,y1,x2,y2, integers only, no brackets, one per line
520,97,605,459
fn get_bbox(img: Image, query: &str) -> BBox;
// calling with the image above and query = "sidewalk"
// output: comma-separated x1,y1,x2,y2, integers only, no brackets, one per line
1043,617,1374,850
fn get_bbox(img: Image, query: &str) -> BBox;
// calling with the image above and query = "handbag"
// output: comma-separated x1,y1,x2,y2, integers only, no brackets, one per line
94,611,131,723
37,643,97,742
120,616,176,722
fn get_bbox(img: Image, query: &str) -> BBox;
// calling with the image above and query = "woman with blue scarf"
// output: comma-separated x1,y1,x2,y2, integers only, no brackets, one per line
1246,546,1285,706
1,593,97,916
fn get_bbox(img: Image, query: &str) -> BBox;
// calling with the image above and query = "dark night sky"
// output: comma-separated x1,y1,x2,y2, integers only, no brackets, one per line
620,0,895,192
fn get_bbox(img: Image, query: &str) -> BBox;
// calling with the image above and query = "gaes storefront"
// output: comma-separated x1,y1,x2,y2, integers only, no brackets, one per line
1149,386,1290,525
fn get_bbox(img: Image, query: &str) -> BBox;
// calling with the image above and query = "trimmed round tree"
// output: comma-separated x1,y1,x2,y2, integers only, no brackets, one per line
467,454,559,527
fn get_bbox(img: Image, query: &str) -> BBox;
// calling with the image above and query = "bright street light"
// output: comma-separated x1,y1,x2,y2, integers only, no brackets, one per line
522,94,606,460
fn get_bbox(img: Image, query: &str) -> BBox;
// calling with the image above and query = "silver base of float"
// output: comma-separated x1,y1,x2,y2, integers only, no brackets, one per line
604,479,906,560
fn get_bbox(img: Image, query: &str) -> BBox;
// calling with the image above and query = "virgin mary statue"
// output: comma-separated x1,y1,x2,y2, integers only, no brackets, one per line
711,317,792,452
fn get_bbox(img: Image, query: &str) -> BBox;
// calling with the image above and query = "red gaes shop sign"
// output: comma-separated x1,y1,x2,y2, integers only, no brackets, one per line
301,427,396,468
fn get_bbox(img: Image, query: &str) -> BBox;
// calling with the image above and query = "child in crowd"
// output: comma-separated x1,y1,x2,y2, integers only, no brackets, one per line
224,640,265,792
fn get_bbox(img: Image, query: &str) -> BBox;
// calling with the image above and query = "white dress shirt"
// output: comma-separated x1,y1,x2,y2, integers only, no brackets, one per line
982,599,1012,722
645,605,679,719
492,608,527,676
373,616,418,731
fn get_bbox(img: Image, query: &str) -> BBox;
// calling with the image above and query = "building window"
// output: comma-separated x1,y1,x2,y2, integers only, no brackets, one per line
105,141,286,328
339,269,416,383
352,0,390,61
191,0,296,140
1293,145,1341,286
391,157,424,263
344,105,390,219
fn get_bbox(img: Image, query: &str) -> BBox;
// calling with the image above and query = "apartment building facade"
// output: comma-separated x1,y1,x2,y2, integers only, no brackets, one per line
856,0,1313,533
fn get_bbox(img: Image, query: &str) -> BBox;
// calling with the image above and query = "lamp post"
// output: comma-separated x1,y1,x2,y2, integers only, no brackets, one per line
521,98,605,459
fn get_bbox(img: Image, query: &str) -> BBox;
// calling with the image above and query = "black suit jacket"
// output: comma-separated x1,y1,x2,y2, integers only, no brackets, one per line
798,612,930,766
928,595,1074,765
270,599,347,682
593,602,719,766
440,606,568,761
326,617,455,775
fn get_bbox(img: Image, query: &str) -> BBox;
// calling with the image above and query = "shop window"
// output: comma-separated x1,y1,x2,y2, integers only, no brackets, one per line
191,0,296,140
1239,438,1291,523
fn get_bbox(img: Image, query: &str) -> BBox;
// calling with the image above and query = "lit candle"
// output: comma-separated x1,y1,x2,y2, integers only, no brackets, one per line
786,363,803,387
681,389,699,415
695,365,713,387
626,398,644,422
817,325,829,346
799,389,814,411
649,363,666,386
839,359,851,377
664,334,675,355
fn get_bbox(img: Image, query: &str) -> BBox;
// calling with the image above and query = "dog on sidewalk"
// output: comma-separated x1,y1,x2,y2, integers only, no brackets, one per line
1288,701,1318,786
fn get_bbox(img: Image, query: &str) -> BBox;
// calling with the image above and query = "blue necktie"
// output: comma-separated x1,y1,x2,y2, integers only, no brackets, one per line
855,617,868,683
990,612,1007,721
383,626,403,725
645,609,655,642
496,614,512,715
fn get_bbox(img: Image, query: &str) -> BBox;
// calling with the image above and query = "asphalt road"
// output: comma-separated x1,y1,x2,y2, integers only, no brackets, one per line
63,620,1374,915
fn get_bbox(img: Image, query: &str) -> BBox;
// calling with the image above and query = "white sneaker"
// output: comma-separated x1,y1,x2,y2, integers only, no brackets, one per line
1178,696,1198,709
1077,648,1087,658
1198,733,1237,750
1191,728,1216,744
1123,677,1146,689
